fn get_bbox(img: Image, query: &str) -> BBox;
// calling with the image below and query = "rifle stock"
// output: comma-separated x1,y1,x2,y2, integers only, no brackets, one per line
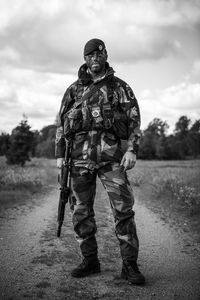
57,139,72,237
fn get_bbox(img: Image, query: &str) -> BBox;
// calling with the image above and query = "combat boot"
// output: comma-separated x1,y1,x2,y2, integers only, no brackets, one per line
71,256,101,278
121,260,145,285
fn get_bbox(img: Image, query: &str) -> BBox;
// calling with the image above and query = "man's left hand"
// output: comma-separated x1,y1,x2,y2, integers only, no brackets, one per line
120,151,136,171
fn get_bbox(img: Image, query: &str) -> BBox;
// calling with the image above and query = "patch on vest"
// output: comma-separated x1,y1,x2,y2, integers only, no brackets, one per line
126,84,135,100
92,108,101,118
130,106,138,117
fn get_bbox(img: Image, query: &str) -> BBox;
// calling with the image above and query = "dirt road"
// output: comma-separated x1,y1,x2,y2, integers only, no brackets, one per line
0,179,200,300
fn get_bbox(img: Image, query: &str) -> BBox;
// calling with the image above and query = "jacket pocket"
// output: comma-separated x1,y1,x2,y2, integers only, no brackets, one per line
64,109,82,137
113,111,128,140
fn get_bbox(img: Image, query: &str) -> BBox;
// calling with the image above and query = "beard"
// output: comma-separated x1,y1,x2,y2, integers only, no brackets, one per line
89,61,104,74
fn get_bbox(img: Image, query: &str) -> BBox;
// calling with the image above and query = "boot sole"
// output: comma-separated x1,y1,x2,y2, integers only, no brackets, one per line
71,267,101,278
121,271,145,285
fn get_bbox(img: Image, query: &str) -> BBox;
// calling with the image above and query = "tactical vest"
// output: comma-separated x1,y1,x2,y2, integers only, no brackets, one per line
63,77,128,140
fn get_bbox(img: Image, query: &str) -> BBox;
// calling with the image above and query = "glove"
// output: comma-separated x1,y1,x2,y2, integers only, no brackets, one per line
57,158,64,169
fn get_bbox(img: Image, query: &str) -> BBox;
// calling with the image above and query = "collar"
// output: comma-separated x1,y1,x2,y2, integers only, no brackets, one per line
78,62,115,85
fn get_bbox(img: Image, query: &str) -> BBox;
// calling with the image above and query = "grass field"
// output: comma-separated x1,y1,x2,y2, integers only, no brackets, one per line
132,159,200,209
129,159,200,243
0,156,58,209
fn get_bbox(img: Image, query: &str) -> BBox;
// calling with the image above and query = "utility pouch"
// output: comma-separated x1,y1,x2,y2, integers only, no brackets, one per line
102,103,114,129
82,106,92,130
91,106,103,129
64,108,82,137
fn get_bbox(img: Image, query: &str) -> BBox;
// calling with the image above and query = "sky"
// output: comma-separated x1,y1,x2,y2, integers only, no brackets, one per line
0,0,200,134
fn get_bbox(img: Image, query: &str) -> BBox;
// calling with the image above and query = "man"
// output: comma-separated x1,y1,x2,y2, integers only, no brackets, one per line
55,38,145,285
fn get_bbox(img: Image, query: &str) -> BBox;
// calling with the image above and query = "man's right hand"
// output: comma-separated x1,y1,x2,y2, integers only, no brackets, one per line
57,158,64,169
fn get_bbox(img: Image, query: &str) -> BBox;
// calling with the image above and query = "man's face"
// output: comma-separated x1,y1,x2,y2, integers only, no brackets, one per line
84,49,107,75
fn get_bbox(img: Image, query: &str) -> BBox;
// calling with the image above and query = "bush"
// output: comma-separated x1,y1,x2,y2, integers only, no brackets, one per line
6,119,35,166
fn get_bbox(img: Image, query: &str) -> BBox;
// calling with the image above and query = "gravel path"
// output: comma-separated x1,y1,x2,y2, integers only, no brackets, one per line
0,180,200,300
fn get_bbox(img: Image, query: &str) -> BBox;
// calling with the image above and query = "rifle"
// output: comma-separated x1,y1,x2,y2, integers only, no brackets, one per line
57,139,73,237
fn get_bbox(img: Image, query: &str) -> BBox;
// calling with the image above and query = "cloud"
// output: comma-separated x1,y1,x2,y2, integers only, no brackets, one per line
191,59,200,80
0,80,18,103
139,81,200,132
0,81,22,133
0,0,200,134
0,67,76,133
1,0,200,73
160,82,200,110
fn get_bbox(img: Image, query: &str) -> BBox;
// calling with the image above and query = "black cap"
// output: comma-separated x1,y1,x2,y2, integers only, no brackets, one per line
84,38,106,56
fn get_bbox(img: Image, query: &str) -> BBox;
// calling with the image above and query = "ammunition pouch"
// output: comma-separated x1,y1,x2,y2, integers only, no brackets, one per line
82,103,114,131
64,103,128,140
102,103,114,129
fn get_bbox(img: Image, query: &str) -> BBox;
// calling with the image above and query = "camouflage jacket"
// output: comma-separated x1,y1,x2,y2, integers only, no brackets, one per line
55,63,141,167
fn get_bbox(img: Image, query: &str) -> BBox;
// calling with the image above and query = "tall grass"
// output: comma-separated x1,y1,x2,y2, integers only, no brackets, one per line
131,160,200,212
0,156,57,206
0,157,48,190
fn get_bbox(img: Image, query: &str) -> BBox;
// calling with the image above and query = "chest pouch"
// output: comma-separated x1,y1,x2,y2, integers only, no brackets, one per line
102,103,114,129
91,105,104,129
64,108,82,137
82,106,92,130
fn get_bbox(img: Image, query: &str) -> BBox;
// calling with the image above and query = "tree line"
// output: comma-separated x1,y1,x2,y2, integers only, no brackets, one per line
139,116,200,160
0,119,56,166
0,115,199,166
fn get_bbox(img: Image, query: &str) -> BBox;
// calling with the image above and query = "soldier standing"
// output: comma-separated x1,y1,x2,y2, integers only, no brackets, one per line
55,38,145,285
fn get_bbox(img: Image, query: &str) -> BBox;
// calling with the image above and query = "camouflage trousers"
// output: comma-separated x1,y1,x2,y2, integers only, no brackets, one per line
71,162,139,261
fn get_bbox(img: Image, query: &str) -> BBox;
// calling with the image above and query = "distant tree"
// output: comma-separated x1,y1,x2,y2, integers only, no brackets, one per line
174,115,190,138
39,124,56,141
188,119,200,157
190,119,200,133
31,130,40,157
0,132,10,156
164,135,185,159
147,118,169,137
155,135,168,159
139,131,156,159
35,124,56,158
139,116,200,160
5,118,35,166
35,139,56,158
139,118,169,159
174,116,191,158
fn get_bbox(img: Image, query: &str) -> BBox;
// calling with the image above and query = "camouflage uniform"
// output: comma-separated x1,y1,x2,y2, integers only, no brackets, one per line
55,62,141,262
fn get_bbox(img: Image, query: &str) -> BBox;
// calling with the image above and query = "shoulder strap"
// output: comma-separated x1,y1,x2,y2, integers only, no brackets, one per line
71,78,115,110
72,80,107,110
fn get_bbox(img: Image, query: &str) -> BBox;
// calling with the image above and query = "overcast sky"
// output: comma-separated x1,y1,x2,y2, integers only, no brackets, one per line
0,0,200,134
